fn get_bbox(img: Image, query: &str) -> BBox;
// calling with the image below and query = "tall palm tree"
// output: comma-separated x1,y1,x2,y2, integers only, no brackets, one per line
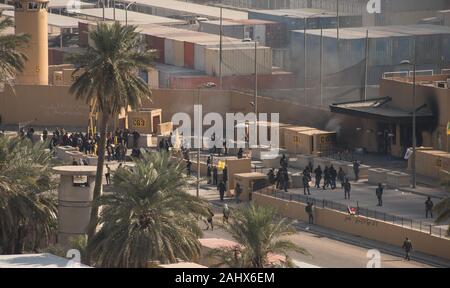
88,151,209,268
0,136,57,254
211,204,307,268
434,197,450,236
69,22,155,255
0,17,29,83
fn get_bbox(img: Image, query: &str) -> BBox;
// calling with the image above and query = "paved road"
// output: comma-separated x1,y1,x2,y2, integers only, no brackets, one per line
188,186,440,268
198,209,431,268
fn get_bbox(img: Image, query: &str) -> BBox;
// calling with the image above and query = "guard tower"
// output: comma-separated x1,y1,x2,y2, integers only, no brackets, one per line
14,0,49,85
53,166,99,249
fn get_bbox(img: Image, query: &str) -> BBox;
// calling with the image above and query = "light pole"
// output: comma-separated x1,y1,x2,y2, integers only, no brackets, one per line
196,82,217,198
400,58,417,188
304,13,325,106
116,2,136,25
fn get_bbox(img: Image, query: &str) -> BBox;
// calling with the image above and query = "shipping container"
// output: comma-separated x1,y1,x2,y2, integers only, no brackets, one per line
284,126,317,154
146,35,165,63
172,39,185,67
153,63,204,88
204,46,272,76
199,20,245,39
168,70,295,90
78,21,89,47
184,42,195,69
164,38,174,65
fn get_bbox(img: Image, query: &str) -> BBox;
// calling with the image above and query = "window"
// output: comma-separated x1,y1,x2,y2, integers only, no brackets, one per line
28,2,39,10
14,2,23,10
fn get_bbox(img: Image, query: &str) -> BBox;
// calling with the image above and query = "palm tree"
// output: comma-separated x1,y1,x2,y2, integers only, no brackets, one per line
87,151,209,267
0,136,58,254
434,197,450,236
69,22,155,256
0,17,29,83
211,204,307,268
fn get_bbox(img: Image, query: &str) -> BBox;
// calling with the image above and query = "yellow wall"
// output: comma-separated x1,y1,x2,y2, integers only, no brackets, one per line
0,84,89,128
15,0,49,85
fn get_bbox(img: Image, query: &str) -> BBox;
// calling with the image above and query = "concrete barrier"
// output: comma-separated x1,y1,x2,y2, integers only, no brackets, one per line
345,163,371,180
261,153,283,168
55,146,79,161
290,154,314,170
253,193,450,261
128,134,154,148
368,168,390,184
314,157,333,170
289,172,305,188
387,171,411,188
250,146,271,160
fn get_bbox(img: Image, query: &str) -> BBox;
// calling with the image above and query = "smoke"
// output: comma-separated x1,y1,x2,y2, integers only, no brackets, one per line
324,117,343,136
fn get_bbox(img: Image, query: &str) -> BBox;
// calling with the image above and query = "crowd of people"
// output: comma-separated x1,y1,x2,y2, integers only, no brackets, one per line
16,126,143,163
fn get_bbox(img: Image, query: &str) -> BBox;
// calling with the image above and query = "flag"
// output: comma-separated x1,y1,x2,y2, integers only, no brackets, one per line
217,160,225,170
348,205,357,215
447,122,450,136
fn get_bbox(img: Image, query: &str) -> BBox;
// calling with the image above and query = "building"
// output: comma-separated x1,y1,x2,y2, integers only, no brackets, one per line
330,74,450,157
248,8,362,32
121,0,248,21
293,0,450,26
74,8,186,26
289,24,450,105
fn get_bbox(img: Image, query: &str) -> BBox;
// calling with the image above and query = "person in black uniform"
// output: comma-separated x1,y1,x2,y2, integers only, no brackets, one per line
314,165,322,189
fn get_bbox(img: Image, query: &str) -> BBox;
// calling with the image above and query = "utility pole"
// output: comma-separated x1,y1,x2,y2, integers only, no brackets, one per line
196,88,201,198
254,40,258,116
219,7,223,89
336,0,340,40
113,0,116,21
303,18,307,105
412,39,417,189
320,27,323,106
364,30,369,101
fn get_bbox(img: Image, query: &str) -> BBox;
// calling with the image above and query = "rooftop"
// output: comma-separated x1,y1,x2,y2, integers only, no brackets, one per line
48,0,95,9
75,8,185,26
249,8,349,18
121,0,248,20
294,24,450,39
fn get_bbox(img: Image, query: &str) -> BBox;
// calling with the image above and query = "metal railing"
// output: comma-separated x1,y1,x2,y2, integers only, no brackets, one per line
255,186,449,239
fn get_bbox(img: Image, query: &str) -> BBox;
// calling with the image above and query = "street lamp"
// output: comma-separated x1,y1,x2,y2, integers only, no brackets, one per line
115,2,136,25
400,59,417,188
196,82,217,198
304,13,326,106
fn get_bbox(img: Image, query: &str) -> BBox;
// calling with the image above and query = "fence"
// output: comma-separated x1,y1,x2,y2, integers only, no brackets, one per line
255,186,449,239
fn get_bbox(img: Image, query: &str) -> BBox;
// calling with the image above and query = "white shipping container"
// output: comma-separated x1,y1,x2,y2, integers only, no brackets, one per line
148,67,159,89
172,39,185,67
194,43,206,71
204,46,272,76
164,38,174,65
194,40,258,72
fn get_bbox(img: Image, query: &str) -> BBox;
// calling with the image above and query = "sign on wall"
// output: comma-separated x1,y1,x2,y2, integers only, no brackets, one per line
132,118,146,128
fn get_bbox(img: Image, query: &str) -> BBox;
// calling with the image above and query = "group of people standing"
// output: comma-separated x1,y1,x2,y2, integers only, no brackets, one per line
267,154,290,192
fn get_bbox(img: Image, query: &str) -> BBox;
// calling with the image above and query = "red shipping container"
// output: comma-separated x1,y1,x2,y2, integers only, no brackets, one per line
184,42,195,69
48,48,65,65
78,22,89,47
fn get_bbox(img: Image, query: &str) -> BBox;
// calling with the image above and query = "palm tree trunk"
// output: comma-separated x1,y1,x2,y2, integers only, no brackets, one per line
86,111,109,265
